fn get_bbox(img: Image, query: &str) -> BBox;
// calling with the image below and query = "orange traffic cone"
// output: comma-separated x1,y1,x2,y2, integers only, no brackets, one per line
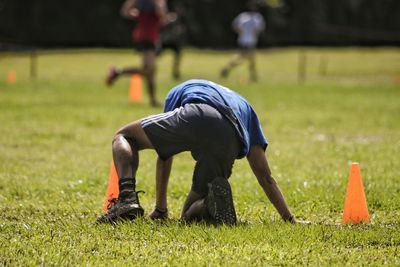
341,162,370,224
7,70,16,84
103,161,119,211
128,74,143,103
393,75,400,85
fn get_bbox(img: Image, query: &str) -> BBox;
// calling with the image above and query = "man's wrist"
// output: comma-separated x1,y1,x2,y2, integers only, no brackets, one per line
155,205,168,214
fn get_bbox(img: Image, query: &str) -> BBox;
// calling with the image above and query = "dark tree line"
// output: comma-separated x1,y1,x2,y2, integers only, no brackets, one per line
0,0,399,48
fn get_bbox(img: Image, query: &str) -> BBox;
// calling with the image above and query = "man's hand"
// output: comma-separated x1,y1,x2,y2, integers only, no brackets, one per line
149,207,169,220
285,215,312,225
120,0,138,20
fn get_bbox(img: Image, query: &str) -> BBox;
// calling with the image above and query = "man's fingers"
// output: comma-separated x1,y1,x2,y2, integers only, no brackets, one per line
295,219,312,225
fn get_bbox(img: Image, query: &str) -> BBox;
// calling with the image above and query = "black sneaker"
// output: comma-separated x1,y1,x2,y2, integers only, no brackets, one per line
96,191,145,224
205,177,237,225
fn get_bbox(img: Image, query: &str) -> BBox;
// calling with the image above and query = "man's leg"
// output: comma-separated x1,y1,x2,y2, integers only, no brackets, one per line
248,49,257,82
97,120,154,223
105,66,142,86
112,120,154,188
179,104,240,225
142,50,160,106
172,48,182,80
220,49,248,78
181,151,238,225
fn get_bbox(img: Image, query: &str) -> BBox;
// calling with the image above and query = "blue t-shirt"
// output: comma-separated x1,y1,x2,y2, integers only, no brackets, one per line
164,79,267,158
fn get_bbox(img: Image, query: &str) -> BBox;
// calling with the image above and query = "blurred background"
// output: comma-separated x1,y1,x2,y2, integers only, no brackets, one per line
1,0,399,50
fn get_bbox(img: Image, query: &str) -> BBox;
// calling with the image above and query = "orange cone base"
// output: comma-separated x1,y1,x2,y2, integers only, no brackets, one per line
103,161,119,211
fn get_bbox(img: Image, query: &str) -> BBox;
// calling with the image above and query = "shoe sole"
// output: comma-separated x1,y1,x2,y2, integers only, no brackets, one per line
206,177,236,225
96,206,144,224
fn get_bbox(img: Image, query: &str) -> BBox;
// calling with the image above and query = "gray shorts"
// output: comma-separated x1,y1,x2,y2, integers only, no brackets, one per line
141,103,241,196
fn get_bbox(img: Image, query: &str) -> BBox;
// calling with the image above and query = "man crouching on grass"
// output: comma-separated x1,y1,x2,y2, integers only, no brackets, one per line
97,79,299,225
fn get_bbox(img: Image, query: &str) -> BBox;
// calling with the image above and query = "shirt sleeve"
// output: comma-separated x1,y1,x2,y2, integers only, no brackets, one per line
249,108,268,150
163,88,181,112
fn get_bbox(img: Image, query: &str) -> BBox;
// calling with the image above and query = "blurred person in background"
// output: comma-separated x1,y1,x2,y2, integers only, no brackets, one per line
106,0,175,107
220,1,265,82
157,0,186,80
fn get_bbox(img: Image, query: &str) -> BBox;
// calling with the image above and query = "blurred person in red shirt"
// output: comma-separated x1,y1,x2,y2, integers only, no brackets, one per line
106,0,174,107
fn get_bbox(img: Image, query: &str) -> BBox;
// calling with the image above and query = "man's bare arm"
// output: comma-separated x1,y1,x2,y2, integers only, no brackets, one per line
149,156,173,219
247,145,295,222
152,0,168,24
120,0,138,20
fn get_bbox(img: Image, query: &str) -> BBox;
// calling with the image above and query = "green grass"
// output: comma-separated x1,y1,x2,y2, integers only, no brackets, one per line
0,47,399,265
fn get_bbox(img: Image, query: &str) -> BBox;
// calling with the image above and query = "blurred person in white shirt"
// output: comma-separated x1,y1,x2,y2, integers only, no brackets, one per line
220,1,265,82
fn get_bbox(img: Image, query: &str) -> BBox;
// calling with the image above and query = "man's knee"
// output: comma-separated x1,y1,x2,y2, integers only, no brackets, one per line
113,121,153,150
112,133,124,145
112,133,140,152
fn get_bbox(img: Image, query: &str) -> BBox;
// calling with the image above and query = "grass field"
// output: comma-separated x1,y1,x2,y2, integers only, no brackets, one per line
0,48,399,265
